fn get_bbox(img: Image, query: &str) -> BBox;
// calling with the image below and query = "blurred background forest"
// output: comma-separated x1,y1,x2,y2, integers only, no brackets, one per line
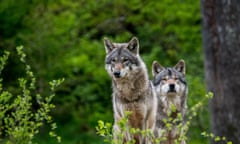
0,0,209,143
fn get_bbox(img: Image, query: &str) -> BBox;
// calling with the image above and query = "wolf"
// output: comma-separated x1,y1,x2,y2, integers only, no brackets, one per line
152,60,188,144
104,37,157,144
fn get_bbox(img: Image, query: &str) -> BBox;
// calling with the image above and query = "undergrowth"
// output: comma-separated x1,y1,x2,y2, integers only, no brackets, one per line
96,92,233,144
0,46,64,144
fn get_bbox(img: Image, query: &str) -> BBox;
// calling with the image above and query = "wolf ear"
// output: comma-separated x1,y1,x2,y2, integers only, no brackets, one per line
152,61,164,76
174,59,185,75
127,37,139,55
104,37,114,54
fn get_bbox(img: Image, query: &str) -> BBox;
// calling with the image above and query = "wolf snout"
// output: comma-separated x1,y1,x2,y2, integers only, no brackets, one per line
169,84,176,92
113,71,121,78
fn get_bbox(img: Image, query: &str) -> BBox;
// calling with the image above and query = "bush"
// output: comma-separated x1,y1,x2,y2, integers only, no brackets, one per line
96,92,230,144
0,46,63,144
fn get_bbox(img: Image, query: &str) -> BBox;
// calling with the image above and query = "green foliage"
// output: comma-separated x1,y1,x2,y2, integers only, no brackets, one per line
96,120,113,143
201,131,232,144
0,47,63,144
0,51,10,74
96,111,155,144
0,0,34,37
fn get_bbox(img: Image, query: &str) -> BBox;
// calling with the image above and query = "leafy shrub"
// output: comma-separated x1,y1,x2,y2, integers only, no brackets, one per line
0,46,63,144
96,92,232,144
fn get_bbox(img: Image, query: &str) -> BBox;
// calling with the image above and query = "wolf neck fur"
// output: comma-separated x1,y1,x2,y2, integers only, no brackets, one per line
160,94,182,114
112,68,149,102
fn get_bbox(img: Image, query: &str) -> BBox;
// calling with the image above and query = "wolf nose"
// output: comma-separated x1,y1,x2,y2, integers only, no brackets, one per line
113,71,121,78
169,84,175,92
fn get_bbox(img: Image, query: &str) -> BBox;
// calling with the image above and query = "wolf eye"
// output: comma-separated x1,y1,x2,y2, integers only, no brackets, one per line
123,58,129,62
111,59,116,62
161,78,167,81
174,77,179,80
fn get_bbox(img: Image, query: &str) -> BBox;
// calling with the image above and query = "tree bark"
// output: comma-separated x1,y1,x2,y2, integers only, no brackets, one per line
201,0,240,143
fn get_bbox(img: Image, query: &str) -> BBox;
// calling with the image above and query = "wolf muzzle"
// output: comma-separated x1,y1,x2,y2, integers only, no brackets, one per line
113,71,121,78
169,84,176,92
113,63,123,78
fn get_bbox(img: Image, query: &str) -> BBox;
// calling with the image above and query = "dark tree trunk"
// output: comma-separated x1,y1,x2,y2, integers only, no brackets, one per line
201,0,240,143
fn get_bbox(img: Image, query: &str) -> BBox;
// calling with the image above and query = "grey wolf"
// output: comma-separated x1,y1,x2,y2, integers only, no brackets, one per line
104,37,157,144
152,60,188,144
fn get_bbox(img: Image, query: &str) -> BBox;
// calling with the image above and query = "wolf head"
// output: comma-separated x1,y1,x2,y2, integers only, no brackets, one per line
104,37,144,79
152,60,187,97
